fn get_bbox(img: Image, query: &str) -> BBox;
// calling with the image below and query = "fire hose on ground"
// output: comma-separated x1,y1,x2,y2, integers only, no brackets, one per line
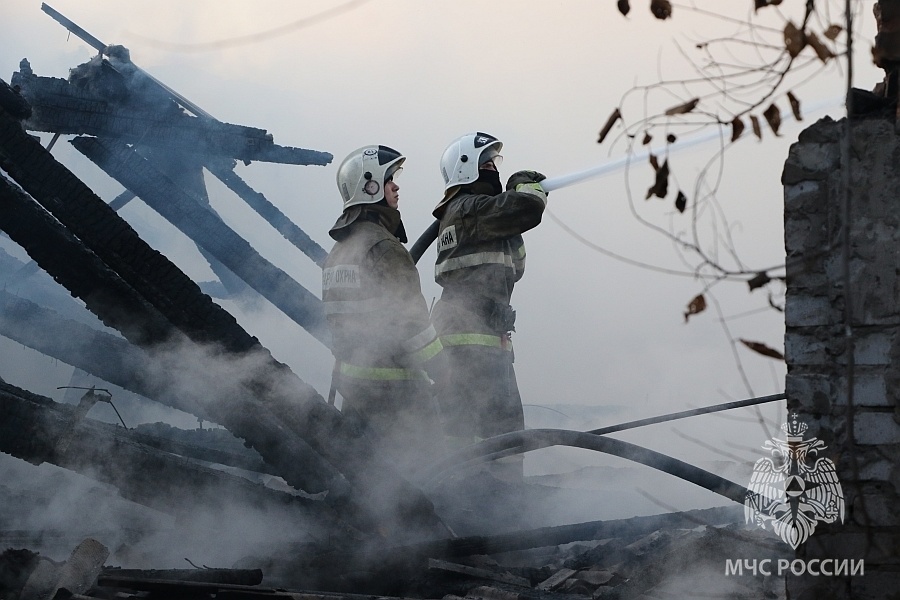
419,393,786,503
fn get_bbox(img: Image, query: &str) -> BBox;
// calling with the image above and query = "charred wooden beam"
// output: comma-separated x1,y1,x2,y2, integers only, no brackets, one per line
0,77,31,120
0,106,258,354
0,380,347,532
427,560,530,588
140,147,252,299
0,288,203,418
0,176,175,347
94,576,426,600
205,159,328,267
70,136,329,344
100,568,263,586
415,505,745,558
11,62,331,166
127,426,273,476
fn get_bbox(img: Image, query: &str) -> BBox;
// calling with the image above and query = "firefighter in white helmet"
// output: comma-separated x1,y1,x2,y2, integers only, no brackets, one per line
431,132,547,480
323,145,445,473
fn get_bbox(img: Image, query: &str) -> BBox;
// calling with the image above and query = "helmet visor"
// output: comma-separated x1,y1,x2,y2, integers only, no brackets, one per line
479,150,503,170
385,165,403,182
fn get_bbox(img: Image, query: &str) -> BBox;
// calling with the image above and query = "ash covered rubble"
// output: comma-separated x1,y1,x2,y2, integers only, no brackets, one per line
0,501,790,600
0,5,788,600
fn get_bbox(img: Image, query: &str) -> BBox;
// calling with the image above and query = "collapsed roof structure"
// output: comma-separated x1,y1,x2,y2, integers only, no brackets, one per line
1,1,446,549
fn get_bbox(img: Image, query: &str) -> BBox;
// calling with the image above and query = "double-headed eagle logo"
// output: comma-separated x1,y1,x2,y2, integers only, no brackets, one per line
744,412,844,549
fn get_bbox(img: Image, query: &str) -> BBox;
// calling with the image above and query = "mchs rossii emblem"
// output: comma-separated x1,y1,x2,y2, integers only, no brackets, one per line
745,412,844,549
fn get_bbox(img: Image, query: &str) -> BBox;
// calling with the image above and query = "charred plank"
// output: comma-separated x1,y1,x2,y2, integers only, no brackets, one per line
0,381,345,530
99,568,263,586
206,159,327,267
70,136,329,344
11,64,331,166
0,176,175,347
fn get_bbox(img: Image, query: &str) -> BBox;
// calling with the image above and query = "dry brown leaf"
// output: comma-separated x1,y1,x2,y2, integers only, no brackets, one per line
750,114,762,140
618,0,630,16
597,108,622,144
824,24,843,40
665,98,699,116
763,103,782,136
739,339,785,361
642,131,652,145
784,21,806,58
650,0,672,20
675,190,687,213
786,91,802,122
806,31,835,62
731,116,745,142
646,159,669,200
649,153,660,172
683,294,706,322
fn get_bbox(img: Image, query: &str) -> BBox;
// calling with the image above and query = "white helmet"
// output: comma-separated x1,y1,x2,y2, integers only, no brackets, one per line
336,145,405,210
439,132,503,192
435,133,502,215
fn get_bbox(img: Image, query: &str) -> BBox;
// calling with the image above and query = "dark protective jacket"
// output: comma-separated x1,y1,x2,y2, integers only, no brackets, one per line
323,205,444,470
431,185,547,452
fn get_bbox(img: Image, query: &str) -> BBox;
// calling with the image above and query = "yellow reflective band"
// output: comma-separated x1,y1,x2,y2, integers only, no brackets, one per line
408,337,444,364
339,362,429,381
435,251,514,276
440,333,512,351
401,324,438,354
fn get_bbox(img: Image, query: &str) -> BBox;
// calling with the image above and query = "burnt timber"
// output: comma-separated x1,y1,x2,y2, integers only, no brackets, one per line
11,61,330,343
0,380,345,534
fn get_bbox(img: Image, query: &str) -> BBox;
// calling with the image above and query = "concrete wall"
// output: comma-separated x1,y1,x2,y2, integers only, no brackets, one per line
783,115,900,598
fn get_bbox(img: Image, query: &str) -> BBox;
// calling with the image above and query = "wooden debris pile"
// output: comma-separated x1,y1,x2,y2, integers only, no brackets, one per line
2,509,791,600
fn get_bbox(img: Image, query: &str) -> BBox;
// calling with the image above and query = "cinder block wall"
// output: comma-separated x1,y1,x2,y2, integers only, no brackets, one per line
782,115,900,598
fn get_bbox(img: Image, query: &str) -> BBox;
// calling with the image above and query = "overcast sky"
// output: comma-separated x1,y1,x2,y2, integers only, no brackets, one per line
0,1,881,481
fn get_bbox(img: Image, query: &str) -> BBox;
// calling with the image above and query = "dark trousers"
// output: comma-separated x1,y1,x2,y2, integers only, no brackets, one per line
437,344,524,441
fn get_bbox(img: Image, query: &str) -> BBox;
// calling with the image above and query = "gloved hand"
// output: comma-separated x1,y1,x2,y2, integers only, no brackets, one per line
506,170,547,191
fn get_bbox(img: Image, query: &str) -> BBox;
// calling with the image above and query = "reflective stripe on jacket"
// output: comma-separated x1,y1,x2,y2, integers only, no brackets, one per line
339,362,430,381
323,217,441,370
434,189,544,307
441,333,512,351
432,188,545,336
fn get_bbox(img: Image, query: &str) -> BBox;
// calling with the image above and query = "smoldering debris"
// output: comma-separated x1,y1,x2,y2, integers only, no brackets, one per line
1,505,791,599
